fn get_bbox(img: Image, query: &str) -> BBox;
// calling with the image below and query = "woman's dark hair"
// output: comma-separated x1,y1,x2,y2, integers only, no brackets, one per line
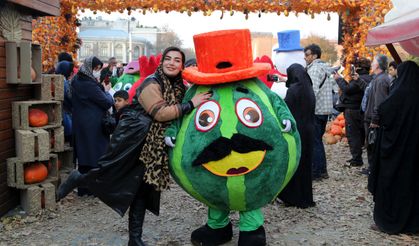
92,57,103,69
389,61,398,69
354,58,371,75
304,44,322,59
162,46,185,67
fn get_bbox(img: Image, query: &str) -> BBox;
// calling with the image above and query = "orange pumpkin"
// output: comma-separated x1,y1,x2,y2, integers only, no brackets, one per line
29,108,48,127
337,113,345,121
24,163,48,184
335,135,342,141
31,67,37,81
333,118,341,126
338,120,346,127
330,125,343,135
342,127,346,135
324,134,338,144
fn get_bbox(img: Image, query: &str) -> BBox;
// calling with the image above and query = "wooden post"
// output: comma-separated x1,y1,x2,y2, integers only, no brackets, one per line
386,43,402,64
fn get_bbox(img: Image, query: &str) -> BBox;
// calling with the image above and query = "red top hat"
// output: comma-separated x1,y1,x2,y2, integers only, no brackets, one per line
183,29,271,85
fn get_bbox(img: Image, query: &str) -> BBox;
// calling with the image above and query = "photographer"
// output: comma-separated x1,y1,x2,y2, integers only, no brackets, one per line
334,58,373,167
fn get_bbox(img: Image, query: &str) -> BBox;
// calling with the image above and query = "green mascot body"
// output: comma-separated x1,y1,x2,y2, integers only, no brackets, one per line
112,73,140,91
166,29,301,245
167,79,300,217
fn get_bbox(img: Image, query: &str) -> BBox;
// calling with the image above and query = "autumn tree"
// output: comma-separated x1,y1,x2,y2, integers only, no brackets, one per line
301,34,338,65
155,25,183,54
183,47,196,61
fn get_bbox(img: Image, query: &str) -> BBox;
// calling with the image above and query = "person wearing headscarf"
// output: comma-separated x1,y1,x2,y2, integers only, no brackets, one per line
71,56,113,196
55,61,74,142
57,47,211,245
47,52,74,74
368,61,419,234
277,63,316,208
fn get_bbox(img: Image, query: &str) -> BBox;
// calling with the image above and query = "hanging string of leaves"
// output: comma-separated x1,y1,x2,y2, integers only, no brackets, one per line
32,0,391,73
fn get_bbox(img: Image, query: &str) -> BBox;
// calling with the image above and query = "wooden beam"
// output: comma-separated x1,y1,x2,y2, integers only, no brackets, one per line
386,43,402,64
8,0,60,17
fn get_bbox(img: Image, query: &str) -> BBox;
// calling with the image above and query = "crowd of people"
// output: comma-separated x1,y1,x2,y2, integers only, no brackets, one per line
51,39,418,245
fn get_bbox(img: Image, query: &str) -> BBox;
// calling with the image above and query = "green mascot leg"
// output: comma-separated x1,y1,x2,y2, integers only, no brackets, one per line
207,207,230,229
239,209,264,231
190,207,233,246
238,209,266,246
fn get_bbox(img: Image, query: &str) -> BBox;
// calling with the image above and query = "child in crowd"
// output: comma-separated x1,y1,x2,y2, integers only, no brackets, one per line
103,90,130,136
114,90,130,112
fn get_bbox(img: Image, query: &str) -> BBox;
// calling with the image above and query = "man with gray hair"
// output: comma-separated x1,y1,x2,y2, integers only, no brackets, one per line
362,54,390,175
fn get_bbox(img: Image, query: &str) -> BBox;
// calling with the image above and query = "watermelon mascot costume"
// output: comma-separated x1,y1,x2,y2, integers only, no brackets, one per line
165,29,301,246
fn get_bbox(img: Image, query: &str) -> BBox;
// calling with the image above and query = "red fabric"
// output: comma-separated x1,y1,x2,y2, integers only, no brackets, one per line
254,55,282,89
128,54,162,103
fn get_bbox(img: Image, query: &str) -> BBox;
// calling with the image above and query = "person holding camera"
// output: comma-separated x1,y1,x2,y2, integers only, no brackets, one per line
333,58,373,167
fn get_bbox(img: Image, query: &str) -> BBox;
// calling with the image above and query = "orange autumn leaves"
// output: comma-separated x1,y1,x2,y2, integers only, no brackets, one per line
33,0,391,72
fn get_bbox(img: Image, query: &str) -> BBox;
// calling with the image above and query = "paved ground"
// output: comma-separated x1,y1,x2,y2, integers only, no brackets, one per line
1,142,418,245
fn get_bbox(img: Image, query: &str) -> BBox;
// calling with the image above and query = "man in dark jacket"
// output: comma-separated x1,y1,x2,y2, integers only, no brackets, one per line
334,58,373,167
362,54,390,175
100,57,122,85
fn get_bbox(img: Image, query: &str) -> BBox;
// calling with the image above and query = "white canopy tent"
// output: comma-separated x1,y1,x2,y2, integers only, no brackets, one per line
366,0,419,62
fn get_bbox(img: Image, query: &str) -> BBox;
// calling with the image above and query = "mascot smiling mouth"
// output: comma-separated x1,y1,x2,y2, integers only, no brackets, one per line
192,134,273,177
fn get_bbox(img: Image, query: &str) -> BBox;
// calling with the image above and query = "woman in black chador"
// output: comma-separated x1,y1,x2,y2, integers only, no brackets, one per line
368,61,419,234
278,63,316,208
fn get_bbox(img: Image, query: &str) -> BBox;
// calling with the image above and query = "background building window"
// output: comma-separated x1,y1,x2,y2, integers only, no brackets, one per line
114,44,123,60
81,44,93,57
99,44,109,57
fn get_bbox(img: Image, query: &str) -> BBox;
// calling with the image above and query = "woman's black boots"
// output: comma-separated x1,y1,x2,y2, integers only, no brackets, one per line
128,195,147,246
56,169,83,201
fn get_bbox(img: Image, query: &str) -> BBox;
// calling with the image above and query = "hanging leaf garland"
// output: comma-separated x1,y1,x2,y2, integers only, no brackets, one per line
33,0,391,73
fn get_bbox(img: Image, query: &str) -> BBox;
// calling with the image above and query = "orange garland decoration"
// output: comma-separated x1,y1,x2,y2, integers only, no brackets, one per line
33,0,391,73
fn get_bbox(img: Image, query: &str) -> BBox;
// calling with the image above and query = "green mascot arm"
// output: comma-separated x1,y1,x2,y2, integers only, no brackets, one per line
268,90,297,132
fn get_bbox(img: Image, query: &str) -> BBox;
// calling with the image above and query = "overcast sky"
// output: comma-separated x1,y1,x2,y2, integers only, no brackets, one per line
79,10,339,49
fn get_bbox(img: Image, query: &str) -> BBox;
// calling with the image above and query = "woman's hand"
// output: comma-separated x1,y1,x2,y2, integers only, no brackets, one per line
102,82,112,92
191,92,212,107
351,73,360,81
333,72,342,81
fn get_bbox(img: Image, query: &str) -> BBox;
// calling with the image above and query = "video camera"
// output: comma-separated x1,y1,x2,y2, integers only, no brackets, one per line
267,74,279,82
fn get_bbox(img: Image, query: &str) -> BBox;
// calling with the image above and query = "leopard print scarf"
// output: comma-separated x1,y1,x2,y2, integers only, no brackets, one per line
139,65,185,191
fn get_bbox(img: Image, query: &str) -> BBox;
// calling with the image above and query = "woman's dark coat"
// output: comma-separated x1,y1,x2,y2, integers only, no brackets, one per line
278,64,316,208
72,73,113,167
79,75,165,217
368,61,419,234
83,102,155,216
